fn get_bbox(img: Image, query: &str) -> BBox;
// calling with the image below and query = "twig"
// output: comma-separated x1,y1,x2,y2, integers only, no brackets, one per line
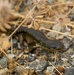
0,47,11,60
65,6,74,17
50,2,74,7
49,61,63,75
35,19,55,24
41,28,74,38
36,19,74,29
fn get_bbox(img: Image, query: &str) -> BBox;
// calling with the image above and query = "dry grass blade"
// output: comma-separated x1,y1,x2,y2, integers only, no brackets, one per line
11,12,25,18
8,21,19,26
0,25,6,32
41,28,74,38
36,19,74,29
65,23,74,28
35,19,55,24
0,47,11,60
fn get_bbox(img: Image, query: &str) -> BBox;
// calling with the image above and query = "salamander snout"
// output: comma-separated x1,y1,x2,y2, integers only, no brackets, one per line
45,40,64,50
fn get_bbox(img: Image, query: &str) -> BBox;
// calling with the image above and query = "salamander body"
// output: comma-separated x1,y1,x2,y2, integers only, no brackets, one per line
11,26,64,51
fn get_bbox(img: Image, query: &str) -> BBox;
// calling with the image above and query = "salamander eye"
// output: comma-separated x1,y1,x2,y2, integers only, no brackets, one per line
51,45,57,49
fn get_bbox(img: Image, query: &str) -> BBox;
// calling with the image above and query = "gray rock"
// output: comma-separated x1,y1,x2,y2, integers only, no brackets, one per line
14,66,26,74
62,37,71,49
68,59,74,66
48,0,57,4
27,59,48,71
0,54,16,68
65,67,74,75
69,14,74,21
0,56,8,68
46,66,54,73
24,0,33,6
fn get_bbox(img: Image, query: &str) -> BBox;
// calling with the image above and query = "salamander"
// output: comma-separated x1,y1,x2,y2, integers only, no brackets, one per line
10,26,64,51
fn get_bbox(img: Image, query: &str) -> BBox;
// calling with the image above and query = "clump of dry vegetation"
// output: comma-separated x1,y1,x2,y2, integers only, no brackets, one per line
0,0,13,32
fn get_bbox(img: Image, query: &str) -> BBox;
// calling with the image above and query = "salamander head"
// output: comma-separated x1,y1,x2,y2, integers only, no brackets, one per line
45,40,64,50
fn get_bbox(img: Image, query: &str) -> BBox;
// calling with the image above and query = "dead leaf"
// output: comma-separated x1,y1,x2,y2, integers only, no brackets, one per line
7,59,17,73
0,68,8,75
28,21,33,28
54,65,65,75
44,70,52,75
2,39,12,50
33,20,40,30
71,28,74,35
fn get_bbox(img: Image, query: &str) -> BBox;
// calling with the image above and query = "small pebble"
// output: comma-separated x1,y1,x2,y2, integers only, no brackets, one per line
27,59,48,71
25,53,36,62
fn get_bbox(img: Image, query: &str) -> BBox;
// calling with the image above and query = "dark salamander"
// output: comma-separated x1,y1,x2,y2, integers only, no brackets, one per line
11,26,64,51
